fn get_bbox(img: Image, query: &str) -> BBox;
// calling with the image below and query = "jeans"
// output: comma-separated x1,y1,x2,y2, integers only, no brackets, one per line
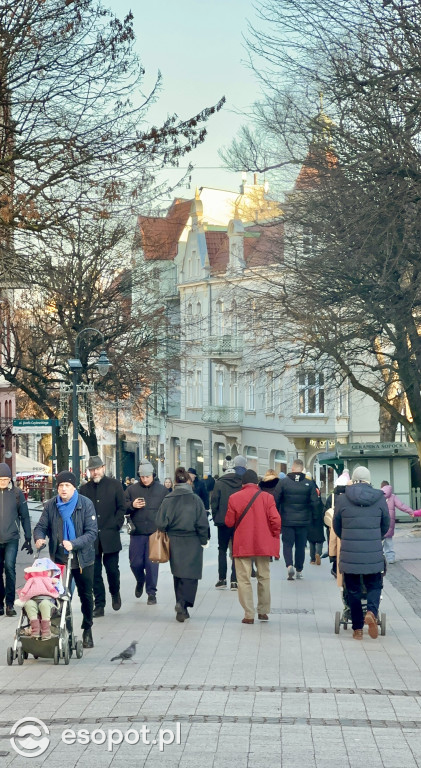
129,534,159,596
282,526,308,572
217,525,236,581
343,572,383,630
383,537,395,563
69,565,94,630
93,545,120,607
309,541,323,561
0,538,19,607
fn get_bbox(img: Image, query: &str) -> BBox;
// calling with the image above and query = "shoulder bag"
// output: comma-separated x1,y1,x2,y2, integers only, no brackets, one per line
149,529,170,563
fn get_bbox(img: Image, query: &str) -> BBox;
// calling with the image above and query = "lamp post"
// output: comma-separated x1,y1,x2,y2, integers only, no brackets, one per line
68,328,111,485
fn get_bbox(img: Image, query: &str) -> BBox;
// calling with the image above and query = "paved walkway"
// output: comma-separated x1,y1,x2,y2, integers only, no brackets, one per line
1,511,421,767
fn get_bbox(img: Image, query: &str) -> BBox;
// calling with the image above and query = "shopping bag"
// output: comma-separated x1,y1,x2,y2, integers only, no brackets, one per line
149,530,170,563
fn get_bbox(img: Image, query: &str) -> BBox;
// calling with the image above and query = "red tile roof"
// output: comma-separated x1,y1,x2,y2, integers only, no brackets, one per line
206,222,284,275
136,198,192,260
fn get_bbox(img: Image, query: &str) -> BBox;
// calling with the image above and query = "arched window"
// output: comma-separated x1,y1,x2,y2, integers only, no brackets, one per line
216,300,224,335
196,302,202,338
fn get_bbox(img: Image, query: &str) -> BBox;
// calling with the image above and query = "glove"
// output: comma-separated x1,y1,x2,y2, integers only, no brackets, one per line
21,539,33,555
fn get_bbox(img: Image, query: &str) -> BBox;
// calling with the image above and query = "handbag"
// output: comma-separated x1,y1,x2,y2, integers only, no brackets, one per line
149,530,170,563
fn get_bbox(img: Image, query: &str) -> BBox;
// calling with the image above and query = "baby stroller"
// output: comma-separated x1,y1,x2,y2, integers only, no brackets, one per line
6,549,83,665
334,561,387,636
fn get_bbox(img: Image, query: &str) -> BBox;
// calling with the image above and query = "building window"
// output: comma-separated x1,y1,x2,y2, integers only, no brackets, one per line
246,372,255,411
298,372,324,414
216,369,224,406
265,371,274,413
216,300,224,335
338,384,348,416
188,439,204,474
195,369,203,407
186,371,194,407
196,302,203,338
271,449,287,475
245,445,258,472
230,370,238,407
231,300,238,336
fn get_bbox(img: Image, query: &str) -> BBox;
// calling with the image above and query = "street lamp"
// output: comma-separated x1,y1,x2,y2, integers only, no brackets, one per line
68,328,111,485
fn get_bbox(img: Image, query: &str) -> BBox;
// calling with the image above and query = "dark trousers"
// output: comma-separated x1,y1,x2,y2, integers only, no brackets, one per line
217,525,236,581
173,576,198,609
0,538,18,607
282,526,308,572
93,544,120,607
129,534,159,596
343,572,383,630
70,564,94,630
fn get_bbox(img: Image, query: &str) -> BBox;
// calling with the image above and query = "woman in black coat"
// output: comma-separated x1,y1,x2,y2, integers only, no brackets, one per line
156,467,209,622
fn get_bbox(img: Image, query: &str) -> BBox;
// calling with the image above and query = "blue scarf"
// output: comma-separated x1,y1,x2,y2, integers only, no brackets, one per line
56,490,78,541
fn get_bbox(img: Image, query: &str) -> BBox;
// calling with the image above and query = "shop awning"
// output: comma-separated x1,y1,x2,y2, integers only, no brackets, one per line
15,453,51,476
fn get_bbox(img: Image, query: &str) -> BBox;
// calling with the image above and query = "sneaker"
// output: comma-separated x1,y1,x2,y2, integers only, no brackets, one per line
258,614,269,621
215,579,227,589
230,581,238,590
112,593,122,611
353,629,363,640
296,571,303,579
287,566,295,580
135,584,143,598
315,554,321,565
6,606,16,617
176,612,186,623
147,595,157,605
93,606,104,618
364,610,379,639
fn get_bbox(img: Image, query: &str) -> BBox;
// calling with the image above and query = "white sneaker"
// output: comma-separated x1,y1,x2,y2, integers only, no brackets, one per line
287,566,295,580
296,571,303,579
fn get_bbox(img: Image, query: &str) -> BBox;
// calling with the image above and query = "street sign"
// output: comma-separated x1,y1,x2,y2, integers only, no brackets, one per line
13,418,59,434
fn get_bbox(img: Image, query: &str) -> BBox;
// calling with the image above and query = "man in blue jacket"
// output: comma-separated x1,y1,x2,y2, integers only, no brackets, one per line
34,470,98,648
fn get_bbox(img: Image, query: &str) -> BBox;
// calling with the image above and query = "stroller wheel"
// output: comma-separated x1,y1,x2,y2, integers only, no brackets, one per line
64,642,70,665
6,647,13,666
343,623,348,630
76,640,83,659
23,650,29,659
334,611,341,634
380,612,386,636
53,646,60,665
17,647,24,665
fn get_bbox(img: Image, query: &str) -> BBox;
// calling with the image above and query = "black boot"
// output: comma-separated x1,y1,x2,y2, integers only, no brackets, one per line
82,628,94,648
93,605,104,618
112,593,121,611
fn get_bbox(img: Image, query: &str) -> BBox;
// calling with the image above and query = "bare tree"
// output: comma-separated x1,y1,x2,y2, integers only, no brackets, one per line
222,0,421,456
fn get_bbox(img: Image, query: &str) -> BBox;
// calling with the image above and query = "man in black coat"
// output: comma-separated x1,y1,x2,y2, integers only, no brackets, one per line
79,456,126,616
277,458,320,580
333,466,390,640
124,459,169,604
211,458,242,589
188,468,209,510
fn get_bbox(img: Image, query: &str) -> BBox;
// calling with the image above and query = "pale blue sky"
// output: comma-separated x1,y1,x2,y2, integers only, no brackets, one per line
107,0,262,203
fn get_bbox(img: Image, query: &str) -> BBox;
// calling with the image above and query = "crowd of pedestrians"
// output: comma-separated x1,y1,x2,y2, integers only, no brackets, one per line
1,450,417,649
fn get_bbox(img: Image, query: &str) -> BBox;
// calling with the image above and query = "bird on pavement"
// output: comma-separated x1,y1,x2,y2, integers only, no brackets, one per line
110,640,138,663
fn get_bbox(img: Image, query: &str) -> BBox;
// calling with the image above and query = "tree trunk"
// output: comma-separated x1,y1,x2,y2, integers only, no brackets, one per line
379,405,400,442
78,424,99,458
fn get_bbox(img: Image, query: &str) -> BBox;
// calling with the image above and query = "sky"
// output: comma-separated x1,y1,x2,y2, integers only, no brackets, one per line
107,0,264,206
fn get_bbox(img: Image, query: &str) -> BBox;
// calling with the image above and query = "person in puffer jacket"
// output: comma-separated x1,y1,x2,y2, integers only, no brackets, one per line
381,481,416,564
333,466,389,641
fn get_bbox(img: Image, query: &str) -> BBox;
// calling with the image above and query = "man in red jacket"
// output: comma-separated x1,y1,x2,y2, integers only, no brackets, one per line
225,469,281,624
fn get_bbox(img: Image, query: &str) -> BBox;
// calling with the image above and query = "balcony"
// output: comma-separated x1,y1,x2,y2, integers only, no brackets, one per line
201,335,243,361
201,406,244,426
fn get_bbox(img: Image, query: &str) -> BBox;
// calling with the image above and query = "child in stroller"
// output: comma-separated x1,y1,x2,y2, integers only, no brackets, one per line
15,558,65,640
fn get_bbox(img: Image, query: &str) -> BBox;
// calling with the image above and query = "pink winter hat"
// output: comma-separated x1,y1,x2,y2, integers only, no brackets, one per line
335,470,350,487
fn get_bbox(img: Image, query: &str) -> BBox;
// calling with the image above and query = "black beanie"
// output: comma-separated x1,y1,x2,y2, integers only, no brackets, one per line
0,462,11,478
56,470,77,488
242,469,258,485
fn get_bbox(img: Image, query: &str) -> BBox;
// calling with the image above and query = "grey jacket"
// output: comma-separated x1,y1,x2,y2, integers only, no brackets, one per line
0,487,31,543
156,484,209,580
333,483,390,575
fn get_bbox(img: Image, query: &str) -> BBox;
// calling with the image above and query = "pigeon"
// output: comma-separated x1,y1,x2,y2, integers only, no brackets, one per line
111,640,138,663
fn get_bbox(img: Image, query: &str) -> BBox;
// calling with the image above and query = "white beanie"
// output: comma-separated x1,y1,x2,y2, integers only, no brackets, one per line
352,466,371,484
